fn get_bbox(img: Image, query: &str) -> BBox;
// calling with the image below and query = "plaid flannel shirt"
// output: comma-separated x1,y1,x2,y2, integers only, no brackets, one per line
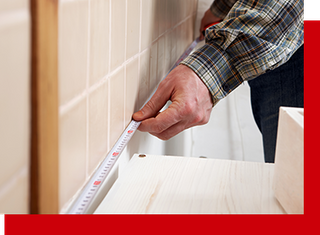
181,0,304,106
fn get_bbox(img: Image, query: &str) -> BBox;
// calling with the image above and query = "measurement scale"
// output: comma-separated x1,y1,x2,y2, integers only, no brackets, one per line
68,37,202,214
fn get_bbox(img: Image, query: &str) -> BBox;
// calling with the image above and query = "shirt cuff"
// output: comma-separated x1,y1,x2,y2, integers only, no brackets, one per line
180,42,243,106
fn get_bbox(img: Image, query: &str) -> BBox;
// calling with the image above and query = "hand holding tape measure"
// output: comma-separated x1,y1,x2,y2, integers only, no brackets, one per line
69,34,204,214
132,21,220,141
68,20,222,214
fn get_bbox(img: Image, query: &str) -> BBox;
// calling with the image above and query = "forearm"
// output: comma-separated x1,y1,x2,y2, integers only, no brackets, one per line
182,0,304,106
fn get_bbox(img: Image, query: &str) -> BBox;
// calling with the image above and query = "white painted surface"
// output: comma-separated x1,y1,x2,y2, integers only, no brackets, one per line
0,214,3,235
305,0,320,20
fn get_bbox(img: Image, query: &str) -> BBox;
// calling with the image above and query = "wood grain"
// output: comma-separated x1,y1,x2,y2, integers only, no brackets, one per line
95,155,285,214
30,0,59,214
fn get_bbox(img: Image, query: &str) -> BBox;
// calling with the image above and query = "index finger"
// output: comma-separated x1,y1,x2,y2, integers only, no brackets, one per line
132,82,172,122
138,102,183,134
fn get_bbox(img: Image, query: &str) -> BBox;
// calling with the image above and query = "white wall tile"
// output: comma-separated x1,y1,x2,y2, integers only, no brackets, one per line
126,0,140,59
170,29,177,66
141,0,154,51
157,35,165,84
187,16,194,42
181,20,188,52
178,0,187,22
0,167,29,213
152,0,159,42
185,0,194,17
109,67,125,148
59,0,88,104
138,49,150,109
0,0,28,12
149,42,158,93
125,57,139,125
165,0,172,30
175,23,183,59
158,0,167,36
89,0,110,85
168,0,178,27
59,98,87,209
0,10,30,187
110,0,126,71
88,82,109,175
164,31,172,72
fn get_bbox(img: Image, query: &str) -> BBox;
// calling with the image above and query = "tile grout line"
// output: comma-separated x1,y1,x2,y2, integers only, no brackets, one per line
107,0,112,153
124,0,128,129
58,9,195,116
139,0,142,54
85,0,91,179
138,0,142,108
59,53,138,117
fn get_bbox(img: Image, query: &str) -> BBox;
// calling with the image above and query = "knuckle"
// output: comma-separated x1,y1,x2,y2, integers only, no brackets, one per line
200,116,209,125
193,113,203,124
202,116,209,124
198,110,211,125
180,102,193,117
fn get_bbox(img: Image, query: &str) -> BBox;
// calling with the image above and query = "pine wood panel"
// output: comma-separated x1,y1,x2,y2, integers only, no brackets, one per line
95,155,285,214
30,0,59,214
273,107,304,214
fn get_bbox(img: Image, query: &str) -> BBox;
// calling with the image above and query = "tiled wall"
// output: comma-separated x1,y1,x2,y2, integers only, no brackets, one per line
0,0,30,213
58,0,198,212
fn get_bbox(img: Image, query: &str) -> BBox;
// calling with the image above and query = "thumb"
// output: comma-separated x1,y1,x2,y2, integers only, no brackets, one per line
133,84,172,121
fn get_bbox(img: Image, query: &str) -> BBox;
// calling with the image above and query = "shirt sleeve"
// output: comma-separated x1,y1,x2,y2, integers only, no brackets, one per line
180,0,304,106
210,0,238,19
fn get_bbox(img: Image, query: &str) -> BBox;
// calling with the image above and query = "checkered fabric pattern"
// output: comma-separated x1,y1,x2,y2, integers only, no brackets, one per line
181,0,304,106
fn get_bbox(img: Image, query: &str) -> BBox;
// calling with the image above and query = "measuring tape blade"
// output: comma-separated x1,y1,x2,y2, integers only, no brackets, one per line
68,120,140,214
68,37,202,214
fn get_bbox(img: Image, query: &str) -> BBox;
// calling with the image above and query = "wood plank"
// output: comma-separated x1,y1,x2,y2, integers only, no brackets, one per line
30,0,59,214
273,107,304,214
95,155,285,214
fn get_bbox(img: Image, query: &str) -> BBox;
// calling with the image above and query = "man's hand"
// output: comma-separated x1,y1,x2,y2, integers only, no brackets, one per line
132,65,213,140
199,9,222,40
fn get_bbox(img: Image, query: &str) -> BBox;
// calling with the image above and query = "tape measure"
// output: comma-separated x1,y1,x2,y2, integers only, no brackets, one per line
68,37,202,214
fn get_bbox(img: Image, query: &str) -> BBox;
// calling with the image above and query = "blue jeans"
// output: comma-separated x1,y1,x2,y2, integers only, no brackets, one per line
248,45,304,163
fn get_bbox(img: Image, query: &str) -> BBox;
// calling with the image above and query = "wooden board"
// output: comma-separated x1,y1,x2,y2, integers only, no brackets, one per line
30,0,59,214
273,107,304,214
95,155,285,214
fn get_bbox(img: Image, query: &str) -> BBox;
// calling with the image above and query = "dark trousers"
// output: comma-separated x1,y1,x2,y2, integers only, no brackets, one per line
248,45,304,163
